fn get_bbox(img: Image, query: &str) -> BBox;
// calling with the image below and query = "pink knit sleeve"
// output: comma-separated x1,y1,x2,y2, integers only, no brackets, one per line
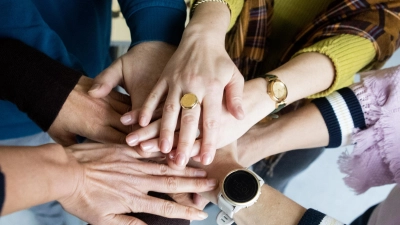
338,65,400,194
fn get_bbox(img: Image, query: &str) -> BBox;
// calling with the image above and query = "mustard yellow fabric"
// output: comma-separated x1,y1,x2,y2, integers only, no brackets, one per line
190,0,244,30
294,34,376,98
225,0,376,98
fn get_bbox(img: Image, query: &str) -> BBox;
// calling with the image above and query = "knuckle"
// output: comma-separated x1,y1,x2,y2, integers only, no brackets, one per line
162,201,175,217
181,114,197,124
158,163,169,175
165,177,178,192
184,168,195,177
164,103,177,113
195,178,206,188
185,206,195,218
204,119,219,130
206,80,223,93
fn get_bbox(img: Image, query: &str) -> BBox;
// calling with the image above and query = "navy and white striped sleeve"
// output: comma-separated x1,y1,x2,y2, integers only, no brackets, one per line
298,209,345,225
311,87,366,148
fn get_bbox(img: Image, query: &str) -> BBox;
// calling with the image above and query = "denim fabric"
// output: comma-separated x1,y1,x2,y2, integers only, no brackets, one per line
252,147,325,192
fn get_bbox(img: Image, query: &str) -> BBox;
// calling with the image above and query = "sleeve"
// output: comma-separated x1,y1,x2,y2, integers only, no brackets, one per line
311,87,366,148
0,0,84,72
0,39,82,131
118,0,187,47
190,0,245,31
294,34,376,98
298,209,345,225
0,167,4,215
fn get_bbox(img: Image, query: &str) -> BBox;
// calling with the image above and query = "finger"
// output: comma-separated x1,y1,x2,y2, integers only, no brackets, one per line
109,89,132,105
133,161,208,178
91,126,126,144
107,96,132,115
158,88,181,154
199,92,222,165
139,80,168,127
130,195,208,221
107,214,147,225
121,106,164,126
107,110,132,135
225,69,245,120
140,131,179,153
89,60,123,98
173,102,201,169
193,193,210,210
125,119,161,146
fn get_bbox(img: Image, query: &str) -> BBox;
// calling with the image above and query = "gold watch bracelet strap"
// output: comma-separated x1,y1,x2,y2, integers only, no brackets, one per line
258,74,287,118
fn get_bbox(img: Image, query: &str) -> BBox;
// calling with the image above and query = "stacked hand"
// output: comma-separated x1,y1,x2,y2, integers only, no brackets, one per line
48,76,132,146
60,143,217,225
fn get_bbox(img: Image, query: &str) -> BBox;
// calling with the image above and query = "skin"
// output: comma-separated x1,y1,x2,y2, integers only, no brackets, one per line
0,143,219,224
121,52,335,166
48,76,132,146
133,2,245,169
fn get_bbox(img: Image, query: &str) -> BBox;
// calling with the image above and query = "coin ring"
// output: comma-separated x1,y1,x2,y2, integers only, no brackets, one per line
180,93,199,109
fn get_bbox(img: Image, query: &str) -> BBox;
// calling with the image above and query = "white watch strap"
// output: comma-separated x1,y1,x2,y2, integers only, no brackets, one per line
217,211,235,225
218,193,235,218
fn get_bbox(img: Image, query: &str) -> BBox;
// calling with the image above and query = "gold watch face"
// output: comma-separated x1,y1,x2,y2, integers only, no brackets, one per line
272,81,287,100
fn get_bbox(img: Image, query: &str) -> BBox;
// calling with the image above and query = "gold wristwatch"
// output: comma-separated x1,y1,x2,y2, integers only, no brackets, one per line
260,74,288,116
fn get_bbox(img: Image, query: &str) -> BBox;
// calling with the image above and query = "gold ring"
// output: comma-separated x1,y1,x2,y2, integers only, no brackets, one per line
180,93,199,109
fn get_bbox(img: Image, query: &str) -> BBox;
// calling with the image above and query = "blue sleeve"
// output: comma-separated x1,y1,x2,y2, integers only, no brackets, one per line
0,168,4,214
118,0,187,46
0,0,83,72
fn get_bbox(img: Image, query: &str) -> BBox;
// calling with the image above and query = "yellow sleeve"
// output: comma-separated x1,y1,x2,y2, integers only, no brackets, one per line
293,34,376,98
190,0,244,31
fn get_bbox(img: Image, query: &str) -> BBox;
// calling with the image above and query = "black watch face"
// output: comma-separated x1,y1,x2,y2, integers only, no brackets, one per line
223,170,259,203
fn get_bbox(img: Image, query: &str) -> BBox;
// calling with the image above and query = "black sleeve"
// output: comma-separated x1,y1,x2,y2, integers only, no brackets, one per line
0,38,82,131
0,168,5,214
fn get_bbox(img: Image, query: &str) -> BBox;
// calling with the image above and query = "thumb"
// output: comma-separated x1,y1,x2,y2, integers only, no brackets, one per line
108,214,147,225
89,59,123,98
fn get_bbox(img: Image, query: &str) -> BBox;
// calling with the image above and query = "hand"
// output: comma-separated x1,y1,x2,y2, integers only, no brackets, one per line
136,5,245,169
88,41,176,112
123,79,274,162
59,143,218,225
48,76,131,146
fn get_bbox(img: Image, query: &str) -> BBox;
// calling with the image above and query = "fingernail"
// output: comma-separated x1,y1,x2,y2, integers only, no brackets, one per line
120,114,132,125
201,153,213,165
194,170,207,177
198,212,208,220
126,134,139,146
89,84,101,93
208,179,218,187
175,153,186,167
139,116,148,126
237,105,245,119
168,151,176,160
160,139,170,153
140,142,154,151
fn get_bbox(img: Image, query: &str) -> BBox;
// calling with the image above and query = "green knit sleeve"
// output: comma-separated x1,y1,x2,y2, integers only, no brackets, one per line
293,34,376,98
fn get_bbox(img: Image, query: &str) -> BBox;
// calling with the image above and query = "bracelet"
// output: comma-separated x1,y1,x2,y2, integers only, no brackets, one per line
190,0,229,17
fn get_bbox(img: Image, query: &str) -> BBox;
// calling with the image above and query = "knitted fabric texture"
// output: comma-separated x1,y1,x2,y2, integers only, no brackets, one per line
338,65,400,194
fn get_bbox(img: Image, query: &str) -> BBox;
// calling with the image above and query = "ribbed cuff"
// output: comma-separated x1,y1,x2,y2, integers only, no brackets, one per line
0,39,82,131
298,209,344,225
294,34,376,98
125,6,186,47
298,209,326,225
312,87,365,148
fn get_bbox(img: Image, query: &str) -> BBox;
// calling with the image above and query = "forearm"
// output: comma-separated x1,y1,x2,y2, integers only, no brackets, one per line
0,38,82,131
201,161,306,225
0,144,77,215
238,103,329,167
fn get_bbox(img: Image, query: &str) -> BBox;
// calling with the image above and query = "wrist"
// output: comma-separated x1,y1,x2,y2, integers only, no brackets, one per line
185,1,230,42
